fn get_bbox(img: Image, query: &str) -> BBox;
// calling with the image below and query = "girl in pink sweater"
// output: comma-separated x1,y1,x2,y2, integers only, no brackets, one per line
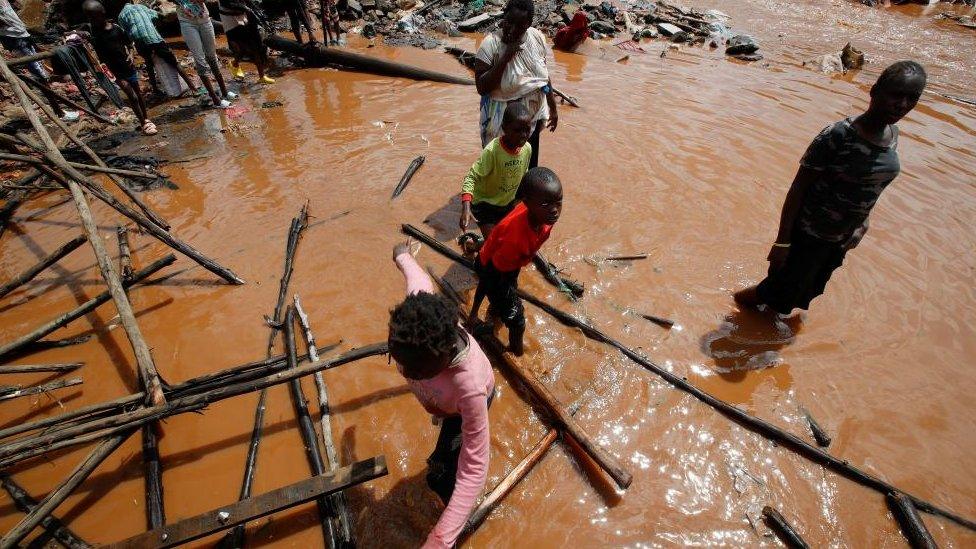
390,243,496,548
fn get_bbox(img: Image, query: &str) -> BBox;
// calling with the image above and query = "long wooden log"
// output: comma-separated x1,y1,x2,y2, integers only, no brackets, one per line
0,431,134,549
0,255,175,362
0,378,82,403
7,50,56,67
0,343,387,470
403,223,976,532
887,492,938,549
0,152,158,179
224,204,308,548
33,163,242,284
0,234,86,299
0,362,83,375
264,35,474,85
293,295,354,545
105,456,388,549
475,333,632,489
15,75,115,125
391,155,425,199
0,473,92,549
283,307,337,546
142,424,165,529
10,83,170,231
461,428,558,540
0,67,168,407
0,340,339,442
761,506,810,549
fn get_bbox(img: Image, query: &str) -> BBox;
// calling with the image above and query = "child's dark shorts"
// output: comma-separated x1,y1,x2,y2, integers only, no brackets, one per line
107,61,139,87
756,231,848,315
476,259,524,330
471,201,516,227
425,392,494,504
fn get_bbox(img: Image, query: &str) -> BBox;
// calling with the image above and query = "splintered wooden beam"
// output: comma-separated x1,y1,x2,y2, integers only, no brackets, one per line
105,456,388,549
0,378,83,403
0,363,83,375
887,492,938,549
761,506,809,549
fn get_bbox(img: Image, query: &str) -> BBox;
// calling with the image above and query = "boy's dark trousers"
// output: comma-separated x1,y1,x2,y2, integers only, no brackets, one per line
425,394,494,504
475,259,526,333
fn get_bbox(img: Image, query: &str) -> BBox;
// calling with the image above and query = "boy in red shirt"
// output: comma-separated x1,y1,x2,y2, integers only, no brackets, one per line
470,167,563,355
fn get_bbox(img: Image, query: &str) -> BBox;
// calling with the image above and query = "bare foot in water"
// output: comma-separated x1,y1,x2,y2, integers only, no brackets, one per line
733,285,761,309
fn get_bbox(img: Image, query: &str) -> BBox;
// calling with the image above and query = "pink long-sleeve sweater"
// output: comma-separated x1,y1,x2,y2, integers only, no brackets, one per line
394,252,495,549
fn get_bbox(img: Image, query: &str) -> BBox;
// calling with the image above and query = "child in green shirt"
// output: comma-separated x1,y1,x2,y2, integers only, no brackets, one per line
460,102,533,237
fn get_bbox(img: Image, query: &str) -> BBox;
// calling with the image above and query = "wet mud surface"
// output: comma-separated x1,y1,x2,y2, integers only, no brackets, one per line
1,0,975,546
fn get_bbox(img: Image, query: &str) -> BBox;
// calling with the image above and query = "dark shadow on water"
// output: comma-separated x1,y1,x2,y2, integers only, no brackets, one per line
700,307,804,382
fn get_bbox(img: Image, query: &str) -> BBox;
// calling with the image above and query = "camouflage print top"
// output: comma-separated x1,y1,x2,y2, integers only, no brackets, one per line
796,118,901,243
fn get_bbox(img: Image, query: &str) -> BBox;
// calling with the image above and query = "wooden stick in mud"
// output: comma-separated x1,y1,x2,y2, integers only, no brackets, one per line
0,340,340,442
283,306,338,546
604,254,648,262
0,431,135,549
800,407,831,448
14,74,114,125
887,492,938,549
639,312,675,329
391,155,425,199
533,254,584,299
0,377,83,403
0,473,92,549
551,86,580,108
761,506,809,549
0,362,82,375
1,69,168,406
117,225,134,282
265,35,475,85
0,344,388,469
10,82,170,231
225,205,309,549
105,456,389,549
294,294,355,545
475,332,632,489
142,424,166,529
402,223,976,533
29,156,242,285
0,255,175,362
461,428,559,540
7,49,55,66
0,233,86,299
0,152,158,179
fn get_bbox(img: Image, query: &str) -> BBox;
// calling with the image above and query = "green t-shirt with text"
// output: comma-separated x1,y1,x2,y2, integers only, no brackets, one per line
461,138,532,206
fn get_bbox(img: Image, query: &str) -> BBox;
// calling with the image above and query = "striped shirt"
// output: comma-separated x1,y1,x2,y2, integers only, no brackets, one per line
117,3,163,45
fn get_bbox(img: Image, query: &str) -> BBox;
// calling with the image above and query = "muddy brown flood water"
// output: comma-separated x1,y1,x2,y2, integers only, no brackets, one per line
2,0,975,546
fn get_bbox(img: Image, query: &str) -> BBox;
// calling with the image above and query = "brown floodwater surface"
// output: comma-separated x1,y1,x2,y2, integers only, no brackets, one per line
2,0,975,546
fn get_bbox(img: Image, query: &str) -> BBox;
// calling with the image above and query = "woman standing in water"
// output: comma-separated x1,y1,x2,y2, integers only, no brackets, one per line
473,0,557,168
735,61,927,315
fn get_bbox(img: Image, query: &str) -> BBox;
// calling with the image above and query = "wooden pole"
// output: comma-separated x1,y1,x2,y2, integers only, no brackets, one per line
0,152,158,179
0,343,388,470
0,64,168,407
142,423,166,529
0,233,86,299
10,82,170,231
265,35,474,85
0,473,92,549
293,295,354,545
391,155,425,199
0,362,82,375
283,306,338,547
105,456,388,549
0,255,175,361
33,163,243,285
0,431,135,549
0,377,82,402
887,492,938,549
117,225,134,282
225,204,308,548
461,428,558,540
761,506,810,549
402,223,976,532
475,332,632,489
7,50,55,67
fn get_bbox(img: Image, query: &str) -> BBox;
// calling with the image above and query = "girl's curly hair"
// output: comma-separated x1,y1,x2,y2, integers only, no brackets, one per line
389,292,458,377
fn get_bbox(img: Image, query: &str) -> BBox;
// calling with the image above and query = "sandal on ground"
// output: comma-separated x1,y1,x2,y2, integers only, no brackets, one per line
224,91,239,100
213,99,231,109
142,120,158,135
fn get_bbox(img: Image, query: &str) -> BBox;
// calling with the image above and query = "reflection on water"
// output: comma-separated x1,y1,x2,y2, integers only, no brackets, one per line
1,0,975,547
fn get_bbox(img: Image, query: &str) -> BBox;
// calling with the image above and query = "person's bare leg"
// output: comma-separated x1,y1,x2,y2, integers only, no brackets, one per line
142,54,161,96
117,79,146,122
297,3,316,43
288,10,303,43
208,57,229,97
196,70,220,104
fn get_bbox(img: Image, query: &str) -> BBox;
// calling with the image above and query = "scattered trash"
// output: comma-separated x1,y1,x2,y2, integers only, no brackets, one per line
226,105,251,118
260,101,284,109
